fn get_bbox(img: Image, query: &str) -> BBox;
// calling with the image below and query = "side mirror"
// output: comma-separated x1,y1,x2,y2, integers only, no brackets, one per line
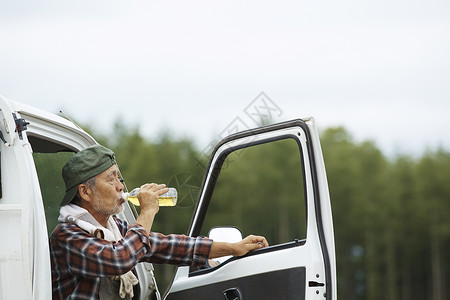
208,227,243,264
208,226,243,243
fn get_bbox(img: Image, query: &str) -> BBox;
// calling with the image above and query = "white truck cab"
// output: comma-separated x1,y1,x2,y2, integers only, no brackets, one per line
0,95,336,300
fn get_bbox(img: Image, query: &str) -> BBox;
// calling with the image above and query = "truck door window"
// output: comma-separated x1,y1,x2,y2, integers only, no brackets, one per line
32,148,75,235
201,138,306,246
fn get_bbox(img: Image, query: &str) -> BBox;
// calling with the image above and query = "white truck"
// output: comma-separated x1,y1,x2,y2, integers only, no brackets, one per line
0,95,337,300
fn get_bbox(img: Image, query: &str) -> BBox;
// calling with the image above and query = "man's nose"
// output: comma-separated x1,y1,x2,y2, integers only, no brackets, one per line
116,177,124,191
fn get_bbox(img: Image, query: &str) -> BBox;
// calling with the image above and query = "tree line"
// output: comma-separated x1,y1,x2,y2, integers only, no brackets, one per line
90,122,449,299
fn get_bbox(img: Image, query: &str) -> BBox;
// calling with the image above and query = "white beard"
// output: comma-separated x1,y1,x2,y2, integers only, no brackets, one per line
92,192,124,215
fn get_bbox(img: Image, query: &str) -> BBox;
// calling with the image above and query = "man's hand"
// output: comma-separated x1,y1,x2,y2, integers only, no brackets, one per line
137,183,168,213
209,235,269,259
232,235,269,256
135,183,168,233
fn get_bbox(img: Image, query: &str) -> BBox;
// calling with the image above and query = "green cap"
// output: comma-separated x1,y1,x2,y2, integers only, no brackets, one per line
61,145,116,206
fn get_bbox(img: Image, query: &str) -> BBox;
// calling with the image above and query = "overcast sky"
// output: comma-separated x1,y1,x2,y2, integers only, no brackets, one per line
1,0,449,157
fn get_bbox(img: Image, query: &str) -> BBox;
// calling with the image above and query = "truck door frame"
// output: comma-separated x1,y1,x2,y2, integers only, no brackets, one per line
165,119,336,300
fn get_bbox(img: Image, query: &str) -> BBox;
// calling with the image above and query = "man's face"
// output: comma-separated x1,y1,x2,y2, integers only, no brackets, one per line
91,165,125,216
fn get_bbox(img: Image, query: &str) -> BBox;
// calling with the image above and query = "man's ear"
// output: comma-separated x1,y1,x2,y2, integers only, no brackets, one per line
78,184,93,202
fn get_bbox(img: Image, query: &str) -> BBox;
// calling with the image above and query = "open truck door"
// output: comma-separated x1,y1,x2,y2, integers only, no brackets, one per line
165,119,337,300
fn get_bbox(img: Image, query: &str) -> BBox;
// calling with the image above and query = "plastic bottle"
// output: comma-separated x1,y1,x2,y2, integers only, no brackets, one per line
122,187,178,207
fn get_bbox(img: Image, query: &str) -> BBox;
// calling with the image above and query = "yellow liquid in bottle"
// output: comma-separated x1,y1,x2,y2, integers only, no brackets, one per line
127,195,177,207
158,197,177,207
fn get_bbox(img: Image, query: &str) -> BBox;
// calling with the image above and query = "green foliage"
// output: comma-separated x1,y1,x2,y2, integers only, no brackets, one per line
101,123,450,298
321,127,450,300
34,151,75,234
36,121,450,298
201,138,307,244
100,124,450,298
104,121,205,234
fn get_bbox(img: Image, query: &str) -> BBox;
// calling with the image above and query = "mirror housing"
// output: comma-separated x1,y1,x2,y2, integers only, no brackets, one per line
208,227,243,264
208,226,243,243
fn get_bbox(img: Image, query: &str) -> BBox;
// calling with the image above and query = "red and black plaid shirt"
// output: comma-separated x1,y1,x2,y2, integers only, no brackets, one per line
50,216,212,300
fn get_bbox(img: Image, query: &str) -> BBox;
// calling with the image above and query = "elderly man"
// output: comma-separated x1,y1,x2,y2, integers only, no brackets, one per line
50,145,268,300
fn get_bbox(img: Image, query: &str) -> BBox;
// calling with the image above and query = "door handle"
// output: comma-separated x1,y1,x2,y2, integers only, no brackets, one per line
223,287,242,300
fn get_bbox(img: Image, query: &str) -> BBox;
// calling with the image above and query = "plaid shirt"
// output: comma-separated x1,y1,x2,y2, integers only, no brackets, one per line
50,216,212,300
